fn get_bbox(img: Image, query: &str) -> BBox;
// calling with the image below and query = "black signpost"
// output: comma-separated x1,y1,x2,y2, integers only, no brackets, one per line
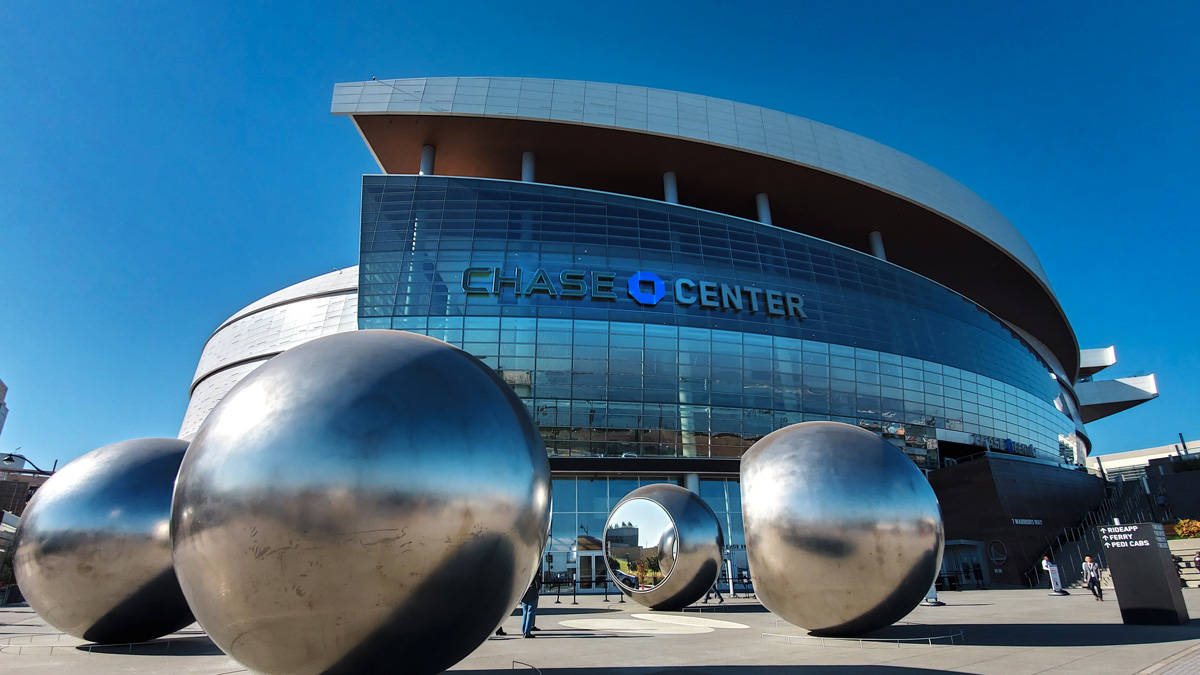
1098,522,1189,625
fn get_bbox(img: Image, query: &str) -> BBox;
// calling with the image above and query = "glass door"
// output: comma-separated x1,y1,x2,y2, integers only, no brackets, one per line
579,554,594,590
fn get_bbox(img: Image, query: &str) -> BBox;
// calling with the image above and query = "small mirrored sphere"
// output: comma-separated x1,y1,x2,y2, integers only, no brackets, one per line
13,437,194,644
606,499,677,591
603,484,723,610
171,330,551,675
742,421,944,636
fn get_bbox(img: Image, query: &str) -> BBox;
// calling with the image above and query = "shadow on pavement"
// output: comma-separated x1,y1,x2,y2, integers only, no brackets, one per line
533,607,622,616
936,603,992,607
492,632,648,640
76,635,224,656
956,622,1200,647
683,604,770,614
457,666,958,674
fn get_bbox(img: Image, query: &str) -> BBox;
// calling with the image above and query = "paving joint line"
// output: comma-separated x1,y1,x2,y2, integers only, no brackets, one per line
1140,641,1200,674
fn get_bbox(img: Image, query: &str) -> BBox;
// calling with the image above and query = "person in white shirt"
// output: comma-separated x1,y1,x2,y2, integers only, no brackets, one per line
1042,555,1066,594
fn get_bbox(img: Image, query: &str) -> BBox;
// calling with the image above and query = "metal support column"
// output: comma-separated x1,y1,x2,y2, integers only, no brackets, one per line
521,151,536,182
755,193,772,225
663,171,679,204
868,231,887,261
419,145,436,175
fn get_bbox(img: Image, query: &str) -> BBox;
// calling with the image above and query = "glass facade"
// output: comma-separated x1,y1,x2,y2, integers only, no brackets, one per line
359,175,1079,466
546,476,745,585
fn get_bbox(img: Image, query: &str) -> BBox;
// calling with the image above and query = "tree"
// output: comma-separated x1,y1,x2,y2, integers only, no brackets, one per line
1176,519,1200,538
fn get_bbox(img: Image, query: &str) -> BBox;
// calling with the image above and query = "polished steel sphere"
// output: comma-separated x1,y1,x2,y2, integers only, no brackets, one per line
603,484,723,610
171,330,551,675
13,437,194,643
741,421,944,636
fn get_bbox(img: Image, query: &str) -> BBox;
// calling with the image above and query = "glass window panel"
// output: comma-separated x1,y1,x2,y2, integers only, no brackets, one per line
726,480,741,512
552,478,576,512
578,477,608,512
550,513,577,550
699,480,727,512
608,479,639,508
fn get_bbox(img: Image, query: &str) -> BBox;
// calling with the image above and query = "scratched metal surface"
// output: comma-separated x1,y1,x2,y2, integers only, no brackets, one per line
14,437,194,643
742,421,944,636
171,330,552,674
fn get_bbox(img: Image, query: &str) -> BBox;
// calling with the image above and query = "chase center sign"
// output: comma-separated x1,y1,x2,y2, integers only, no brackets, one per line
462,267,807,321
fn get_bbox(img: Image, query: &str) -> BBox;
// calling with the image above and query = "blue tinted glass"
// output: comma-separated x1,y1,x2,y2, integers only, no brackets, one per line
360,176,1076,465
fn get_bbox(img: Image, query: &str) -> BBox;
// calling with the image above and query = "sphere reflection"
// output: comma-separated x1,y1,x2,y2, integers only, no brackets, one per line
171,330,551,675
13,438,194,644
603,484,723,610
742,421,944,636
605,499,677,591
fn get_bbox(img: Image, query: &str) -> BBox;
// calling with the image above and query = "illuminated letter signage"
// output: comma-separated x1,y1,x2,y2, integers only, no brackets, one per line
461,267,806,321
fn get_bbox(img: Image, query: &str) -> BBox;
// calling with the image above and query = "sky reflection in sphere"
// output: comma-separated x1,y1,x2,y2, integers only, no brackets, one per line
604,499,677,591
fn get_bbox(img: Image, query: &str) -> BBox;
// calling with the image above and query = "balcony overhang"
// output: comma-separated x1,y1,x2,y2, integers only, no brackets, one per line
1079,346,1118,378
1077,375,1158,423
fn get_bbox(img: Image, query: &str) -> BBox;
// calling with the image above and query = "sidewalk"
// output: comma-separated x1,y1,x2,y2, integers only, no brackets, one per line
2,588,1198,674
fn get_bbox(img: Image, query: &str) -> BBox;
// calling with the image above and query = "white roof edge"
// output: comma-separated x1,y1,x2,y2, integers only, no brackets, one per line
331,77,1054,293
219,266,360,329
1080,346,1118,371
1087,439,1200,467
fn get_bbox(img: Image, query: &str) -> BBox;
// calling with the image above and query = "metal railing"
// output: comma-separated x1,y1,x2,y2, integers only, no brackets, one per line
542,573,754,601
1023,480,1153,589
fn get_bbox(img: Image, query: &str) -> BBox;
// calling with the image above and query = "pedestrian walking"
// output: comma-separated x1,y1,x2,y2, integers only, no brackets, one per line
702,578,724,604
1081,555,1104,601
521,570,543,638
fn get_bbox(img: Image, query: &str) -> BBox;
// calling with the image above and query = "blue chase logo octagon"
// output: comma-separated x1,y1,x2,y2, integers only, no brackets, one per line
627,271,666,306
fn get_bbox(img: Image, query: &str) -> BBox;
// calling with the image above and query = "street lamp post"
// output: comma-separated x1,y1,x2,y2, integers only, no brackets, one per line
2,449,55,516
2,450,54,474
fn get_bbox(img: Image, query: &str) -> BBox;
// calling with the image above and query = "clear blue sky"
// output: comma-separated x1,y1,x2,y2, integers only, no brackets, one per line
2,2,1197,470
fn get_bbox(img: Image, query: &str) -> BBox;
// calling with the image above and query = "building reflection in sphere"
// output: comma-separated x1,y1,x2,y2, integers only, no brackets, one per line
603,484,722,610
171,330,551,675
605,499,677,591
742,421,944,636
13,438,194,644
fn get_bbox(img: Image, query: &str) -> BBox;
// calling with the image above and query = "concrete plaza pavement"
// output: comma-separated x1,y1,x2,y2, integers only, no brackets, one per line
2,587,1198,674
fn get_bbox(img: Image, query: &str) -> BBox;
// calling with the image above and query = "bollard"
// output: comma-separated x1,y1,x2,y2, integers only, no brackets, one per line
554,581,561,604
572,579,579,605
604,580,610,602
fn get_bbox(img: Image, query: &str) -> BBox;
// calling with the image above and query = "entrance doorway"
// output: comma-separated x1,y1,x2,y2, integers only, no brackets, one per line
943,540,988,589
577,550,607,590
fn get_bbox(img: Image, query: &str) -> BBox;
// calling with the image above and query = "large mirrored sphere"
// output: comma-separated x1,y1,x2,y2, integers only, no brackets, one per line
13,437,194,643
171,330,551,675
604,484,722,610
742,421,944,636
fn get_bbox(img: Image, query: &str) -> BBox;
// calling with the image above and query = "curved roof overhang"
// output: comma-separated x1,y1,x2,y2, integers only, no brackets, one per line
332,78,1080,378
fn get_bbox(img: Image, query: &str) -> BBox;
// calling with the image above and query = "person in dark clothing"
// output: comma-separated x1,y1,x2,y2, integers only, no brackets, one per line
702,579,724,604
1081,555,1104,601
520,570,543,638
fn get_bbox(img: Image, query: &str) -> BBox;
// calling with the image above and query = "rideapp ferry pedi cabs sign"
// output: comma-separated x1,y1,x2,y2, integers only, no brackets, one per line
1097,522,1189,625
